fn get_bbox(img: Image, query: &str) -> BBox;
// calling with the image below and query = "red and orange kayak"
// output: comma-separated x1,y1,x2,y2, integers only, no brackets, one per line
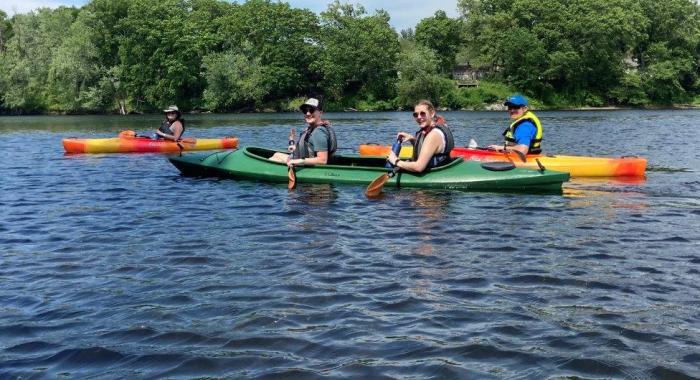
358,144,647,177
63,131,239,154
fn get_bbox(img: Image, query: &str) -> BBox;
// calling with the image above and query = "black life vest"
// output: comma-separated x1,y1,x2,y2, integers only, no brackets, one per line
293,123,337,160
412,122,455,169
159,119,186,138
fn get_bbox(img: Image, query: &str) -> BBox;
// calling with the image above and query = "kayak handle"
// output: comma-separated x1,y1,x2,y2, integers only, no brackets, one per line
535,158,546,173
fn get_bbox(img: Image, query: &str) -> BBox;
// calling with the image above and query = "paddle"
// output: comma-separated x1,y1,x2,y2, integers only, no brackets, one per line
366,137,403,197
508,148,527,163
175,137,197,156
535,158,546,173
365,166,399,198
287,128,298,190
288,164,296,190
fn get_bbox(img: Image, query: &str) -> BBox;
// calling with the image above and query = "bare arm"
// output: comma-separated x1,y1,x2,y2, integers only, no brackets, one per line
395,132,442,173
156,121,183,141
288,151,328,166
487,143,528,156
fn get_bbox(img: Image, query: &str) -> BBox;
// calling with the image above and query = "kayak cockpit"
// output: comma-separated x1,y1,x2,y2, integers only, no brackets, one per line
243,146,462,172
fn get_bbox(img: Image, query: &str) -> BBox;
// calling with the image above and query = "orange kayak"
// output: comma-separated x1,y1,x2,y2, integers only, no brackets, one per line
358,144,647,177
63,131,239,154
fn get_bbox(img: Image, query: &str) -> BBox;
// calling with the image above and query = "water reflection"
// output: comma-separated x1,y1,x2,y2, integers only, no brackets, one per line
563,177,649,211
291,183,338,206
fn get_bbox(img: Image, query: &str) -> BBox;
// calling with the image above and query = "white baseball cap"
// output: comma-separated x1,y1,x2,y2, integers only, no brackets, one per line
299,98,321,112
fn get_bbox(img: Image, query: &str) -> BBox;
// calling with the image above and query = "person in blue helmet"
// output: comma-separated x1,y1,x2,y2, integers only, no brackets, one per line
487,94,543,156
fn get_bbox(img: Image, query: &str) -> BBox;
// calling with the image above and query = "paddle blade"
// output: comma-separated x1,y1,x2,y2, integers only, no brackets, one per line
512,149,527,163
365,173,390,198
288,166,297,190
118,130,137,139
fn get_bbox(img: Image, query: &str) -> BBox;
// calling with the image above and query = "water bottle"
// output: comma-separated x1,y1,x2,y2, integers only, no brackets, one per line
385,138,403,168
468,138,478,148
288,128,296,152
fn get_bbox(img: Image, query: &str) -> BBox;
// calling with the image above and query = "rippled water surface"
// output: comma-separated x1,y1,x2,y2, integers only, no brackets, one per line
1,111,699,379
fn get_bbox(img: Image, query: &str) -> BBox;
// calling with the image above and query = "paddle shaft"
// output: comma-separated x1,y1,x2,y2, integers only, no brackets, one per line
367,137,403,197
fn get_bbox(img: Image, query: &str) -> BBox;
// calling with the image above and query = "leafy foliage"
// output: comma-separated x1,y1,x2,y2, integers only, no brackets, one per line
315,1,400,100
414,10,463,74
459,0,700,105
1,0,700,114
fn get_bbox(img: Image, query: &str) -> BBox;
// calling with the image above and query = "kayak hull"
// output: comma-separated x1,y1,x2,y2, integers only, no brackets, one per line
63,135,239,154
358,144,646,177
169,147,570,193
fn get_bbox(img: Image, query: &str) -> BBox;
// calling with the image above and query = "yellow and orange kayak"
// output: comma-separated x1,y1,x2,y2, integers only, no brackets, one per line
63,131,239,154
358,144,647,177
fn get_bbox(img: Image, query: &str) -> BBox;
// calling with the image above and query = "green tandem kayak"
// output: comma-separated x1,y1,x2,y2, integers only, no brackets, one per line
168,147,570,193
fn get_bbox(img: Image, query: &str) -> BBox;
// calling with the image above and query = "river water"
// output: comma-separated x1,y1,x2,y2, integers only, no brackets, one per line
1,111,698,379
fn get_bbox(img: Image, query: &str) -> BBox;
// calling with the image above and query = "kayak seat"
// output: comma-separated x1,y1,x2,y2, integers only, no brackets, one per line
481,161,516,171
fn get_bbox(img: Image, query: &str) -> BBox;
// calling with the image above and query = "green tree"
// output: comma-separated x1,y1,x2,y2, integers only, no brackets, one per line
415,10,463,74
315,1,400,100
459,0,648,104
0,10,11,51
201,46,269,111
217,0,319,100
0,7,78,113
634,0,700,103
46,10,104,112
117,0,214,111
395,41,455,108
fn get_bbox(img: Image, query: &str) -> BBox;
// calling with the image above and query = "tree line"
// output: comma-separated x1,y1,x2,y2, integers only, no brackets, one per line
1,0,699,114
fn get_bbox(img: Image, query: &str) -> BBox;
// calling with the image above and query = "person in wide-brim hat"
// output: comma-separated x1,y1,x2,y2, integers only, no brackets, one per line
155,105,185,141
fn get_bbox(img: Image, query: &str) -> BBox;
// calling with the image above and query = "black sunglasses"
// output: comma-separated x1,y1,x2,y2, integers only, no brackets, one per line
412,111,428,118
301,106,318,114
507,105,523,110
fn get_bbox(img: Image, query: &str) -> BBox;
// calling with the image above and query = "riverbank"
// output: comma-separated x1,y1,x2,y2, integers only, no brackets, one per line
4,103,700,116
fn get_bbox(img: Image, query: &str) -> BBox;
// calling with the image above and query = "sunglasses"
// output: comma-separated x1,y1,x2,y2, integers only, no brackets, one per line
507,106,523,110
301,106,317,115
412,111,428,118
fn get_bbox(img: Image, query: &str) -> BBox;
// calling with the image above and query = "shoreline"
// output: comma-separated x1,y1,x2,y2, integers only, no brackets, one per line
2,104,700,117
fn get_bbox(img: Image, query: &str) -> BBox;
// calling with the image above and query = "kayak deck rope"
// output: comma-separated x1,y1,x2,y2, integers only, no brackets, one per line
198,149,237,163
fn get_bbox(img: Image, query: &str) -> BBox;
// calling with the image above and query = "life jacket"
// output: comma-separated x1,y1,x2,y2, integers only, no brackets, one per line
292,123,337,160
159,119,186,138
412,120,455,169
502,111,542,154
